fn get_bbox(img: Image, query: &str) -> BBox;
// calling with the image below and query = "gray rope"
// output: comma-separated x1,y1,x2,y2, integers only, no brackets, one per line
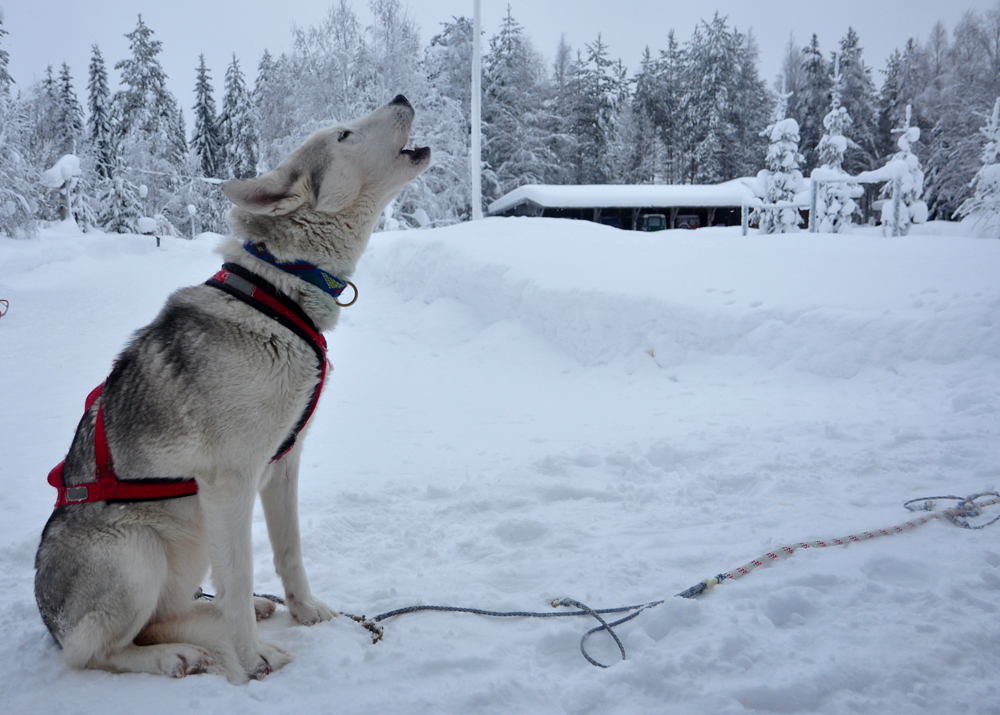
367,597,665,668
903,492,1000,530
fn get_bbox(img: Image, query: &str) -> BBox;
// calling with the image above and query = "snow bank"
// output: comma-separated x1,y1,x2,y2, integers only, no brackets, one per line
362,217,1000,378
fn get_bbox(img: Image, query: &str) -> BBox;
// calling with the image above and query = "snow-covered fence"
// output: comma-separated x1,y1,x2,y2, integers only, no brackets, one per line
740,198,808,236
808,174,905,236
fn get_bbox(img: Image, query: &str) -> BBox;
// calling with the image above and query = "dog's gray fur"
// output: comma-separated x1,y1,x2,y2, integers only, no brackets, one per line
34,96,430,683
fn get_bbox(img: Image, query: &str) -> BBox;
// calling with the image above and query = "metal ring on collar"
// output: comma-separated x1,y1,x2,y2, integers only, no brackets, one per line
335,281,358,307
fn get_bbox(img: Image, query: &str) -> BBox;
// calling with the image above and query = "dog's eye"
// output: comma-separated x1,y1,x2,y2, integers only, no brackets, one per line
338,130,352,142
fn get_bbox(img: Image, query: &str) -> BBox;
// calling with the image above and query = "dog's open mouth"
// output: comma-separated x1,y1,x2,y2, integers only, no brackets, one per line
400,144,431,164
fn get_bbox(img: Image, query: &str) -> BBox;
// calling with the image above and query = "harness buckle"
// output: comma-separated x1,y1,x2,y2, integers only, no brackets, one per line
66,486,89,502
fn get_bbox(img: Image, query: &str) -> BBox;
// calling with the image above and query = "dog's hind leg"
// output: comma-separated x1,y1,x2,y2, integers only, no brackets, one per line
58,527,211,678
259,450,336,625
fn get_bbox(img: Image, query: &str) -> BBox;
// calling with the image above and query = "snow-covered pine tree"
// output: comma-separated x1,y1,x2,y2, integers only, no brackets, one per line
481,8,556,198
97,152,142,233
113,15,185,231
836,28,878,175
654,31,686,184
115,15,172,137
54,62,84,155
755,81,804,233
682,15,769,184
423,17,474,219
787,35,830,173
252,49,294,172
191,54,222,179
544,34,579,185
871,104,927,235
813,54,858,233
569,33,627,185
0,97,40,238
956,97,1000,237
87,45,113,180
218,54,257,180
628,47,663,184
0,9,12,95
427,17,473,135
923,10,999,220
0,15,41,238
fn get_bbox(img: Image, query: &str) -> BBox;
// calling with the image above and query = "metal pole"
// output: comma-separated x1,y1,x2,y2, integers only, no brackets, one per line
892,175,902,237
470,0,483,220
809,180,818,233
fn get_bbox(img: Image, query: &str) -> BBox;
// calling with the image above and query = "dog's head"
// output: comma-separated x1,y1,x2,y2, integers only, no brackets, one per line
222,95,431,220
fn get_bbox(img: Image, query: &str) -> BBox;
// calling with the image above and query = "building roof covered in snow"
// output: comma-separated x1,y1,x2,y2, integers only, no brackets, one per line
487,179,760,215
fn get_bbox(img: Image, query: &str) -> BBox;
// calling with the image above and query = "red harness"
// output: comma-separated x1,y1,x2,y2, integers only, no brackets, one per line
48,264,328,508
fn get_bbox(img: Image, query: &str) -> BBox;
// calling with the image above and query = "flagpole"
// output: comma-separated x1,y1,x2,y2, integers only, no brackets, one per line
471,0,483,220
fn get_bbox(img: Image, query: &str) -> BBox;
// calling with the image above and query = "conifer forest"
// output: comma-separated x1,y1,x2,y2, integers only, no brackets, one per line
1,0,999,238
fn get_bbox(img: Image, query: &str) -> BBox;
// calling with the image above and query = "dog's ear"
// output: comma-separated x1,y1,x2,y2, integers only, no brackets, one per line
221,169,309,216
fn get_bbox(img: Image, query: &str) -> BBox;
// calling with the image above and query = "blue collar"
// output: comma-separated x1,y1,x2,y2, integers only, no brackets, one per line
242,242,350,300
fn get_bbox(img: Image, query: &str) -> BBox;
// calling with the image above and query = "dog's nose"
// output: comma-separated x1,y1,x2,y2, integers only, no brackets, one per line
389,94,412,108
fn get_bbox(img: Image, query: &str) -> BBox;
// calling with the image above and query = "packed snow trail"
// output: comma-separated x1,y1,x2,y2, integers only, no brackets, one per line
1,218,998,714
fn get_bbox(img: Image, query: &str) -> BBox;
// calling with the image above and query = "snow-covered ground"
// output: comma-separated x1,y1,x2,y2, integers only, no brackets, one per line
1,218,999,714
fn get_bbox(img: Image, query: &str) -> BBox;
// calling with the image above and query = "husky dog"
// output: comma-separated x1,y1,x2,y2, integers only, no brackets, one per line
34,95,430,683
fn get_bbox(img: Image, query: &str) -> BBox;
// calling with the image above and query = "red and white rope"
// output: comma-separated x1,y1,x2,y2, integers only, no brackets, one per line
677,493,1000,598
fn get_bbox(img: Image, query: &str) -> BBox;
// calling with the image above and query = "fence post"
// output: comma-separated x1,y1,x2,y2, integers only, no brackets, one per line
891,175,902,237
741,202,748,236
809,180,818,232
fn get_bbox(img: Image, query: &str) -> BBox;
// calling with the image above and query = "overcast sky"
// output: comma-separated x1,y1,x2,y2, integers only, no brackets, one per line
4,0,997,125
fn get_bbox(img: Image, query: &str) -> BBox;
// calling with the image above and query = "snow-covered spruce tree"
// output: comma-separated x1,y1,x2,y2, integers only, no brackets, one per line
0,8,11,92
253,49,295,173
568,34,629,185
836,28,878,175
813,54,858,233
876,40,928,162
191,54,222,179
55,62,84,155
218,54,257,180
956,97,1000,237
923,10,1000,220
786,34,830,173
627,47,663,184
481,8,557,200
87,45,114,180
755,83,804,233
423,17,474,220
543,34,580,185
865,104,927,235
113,15,185,232
97,152,142,233
681,15,771,184
0,16,41,238
0,104,40,238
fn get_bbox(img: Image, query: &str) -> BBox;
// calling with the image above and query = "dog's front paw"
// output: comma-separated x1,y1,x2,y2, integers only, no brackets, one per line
243,641,293,681
286,593,337,625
